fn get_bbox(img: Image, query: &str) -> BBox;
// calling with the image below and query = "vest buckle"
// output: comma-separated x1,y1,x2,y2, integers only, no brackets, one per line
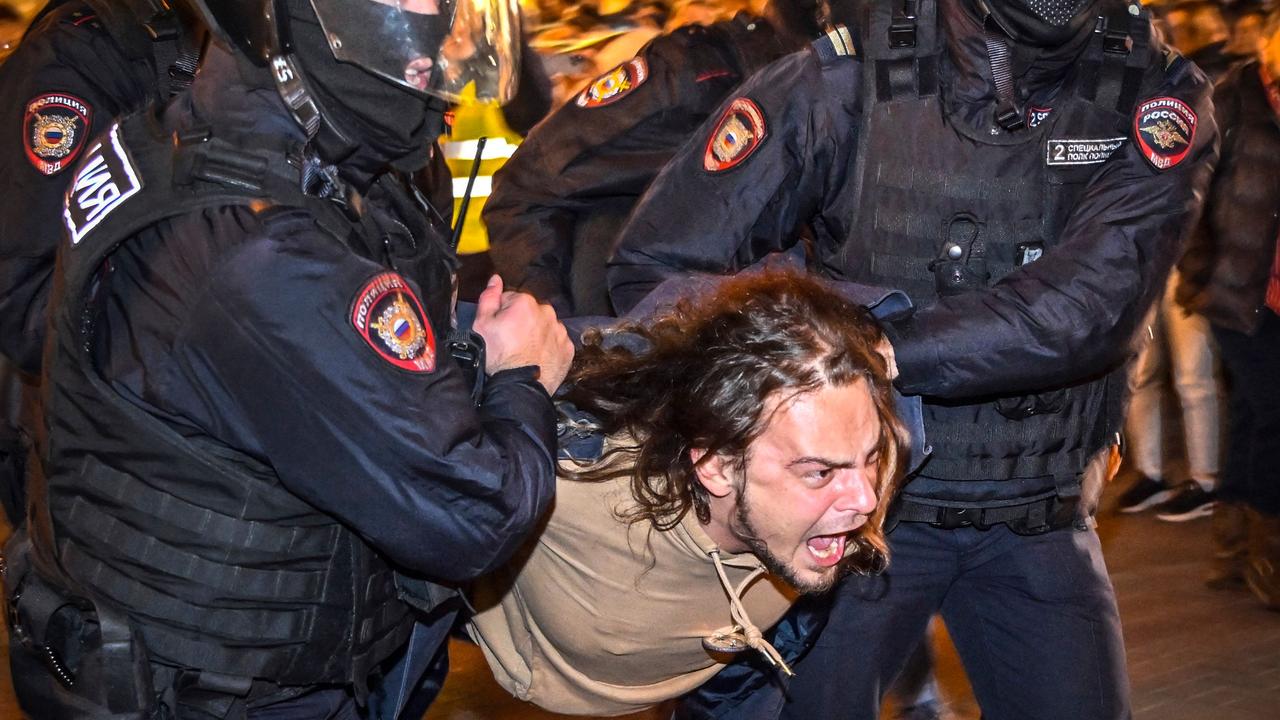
889,0,918,48
935,506,972,530
996,105,1026,132
1103,30,1132,55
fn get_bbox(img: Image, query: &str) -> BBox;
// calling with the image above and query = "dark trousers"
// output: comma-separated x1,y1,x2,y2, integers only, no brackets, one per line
1213,310,1280,516
779,521,1130,720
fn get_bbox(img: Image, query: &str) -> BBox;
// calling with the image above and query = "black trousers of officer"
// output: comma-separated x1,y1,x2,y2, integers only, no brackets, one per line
779,520,1130,720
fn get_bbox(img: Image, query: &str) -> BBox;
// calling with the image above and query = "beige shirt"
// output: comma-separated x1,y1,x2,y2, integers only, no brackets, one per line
466,464,797,716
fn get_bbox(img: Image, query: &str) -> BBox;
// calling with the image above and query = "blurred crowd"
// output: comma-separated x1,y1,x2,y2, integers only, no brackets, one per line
522,0,771,105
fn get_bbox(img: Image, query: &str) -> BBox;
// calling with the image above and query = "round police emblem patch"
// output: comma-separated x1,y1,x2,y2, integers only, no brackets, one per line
350,272,437,373
577,58,649,108
1133,97,1196,171
703,98,767,173
23,94,92,176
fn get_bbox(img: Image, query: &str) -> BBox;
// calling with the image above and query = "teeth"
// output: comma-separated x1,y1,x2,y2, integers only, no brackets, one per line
808,536,842,560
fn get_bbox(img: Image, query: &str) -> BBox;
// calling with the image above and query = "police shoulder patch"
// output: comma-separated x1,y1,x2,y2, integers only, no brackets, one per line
1133,96,1197,171
64,123,142,246
351,272,437,373
24,93,92,176
703,97,767,173
576,58,649,108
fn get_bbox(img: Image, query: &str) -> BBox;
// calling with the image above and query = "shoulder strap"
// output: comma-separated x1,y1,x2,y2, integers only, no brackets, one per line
79,0,167,59
861,0,941,102
62,112,353,309
1078,1,1150,116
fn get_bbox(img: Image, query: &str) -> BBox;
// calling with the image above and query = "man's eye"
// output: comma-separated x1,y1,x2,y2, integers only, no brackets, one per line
807,468,835,483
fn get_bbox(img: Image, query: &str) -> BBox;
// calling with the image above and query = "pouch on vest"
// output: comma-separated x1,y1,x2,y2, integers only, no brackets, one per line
5,529,155,719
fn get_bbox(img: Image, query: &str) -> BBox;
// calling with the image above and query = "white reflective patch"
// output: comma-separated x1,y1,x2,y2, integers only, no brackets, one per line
442,137,518,161
63,123,142,245
452,175,492,198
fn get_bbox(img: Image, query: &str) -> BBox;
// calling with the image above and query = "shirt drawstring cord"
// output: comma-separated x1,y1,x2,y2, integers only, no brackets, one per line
707,549,794,677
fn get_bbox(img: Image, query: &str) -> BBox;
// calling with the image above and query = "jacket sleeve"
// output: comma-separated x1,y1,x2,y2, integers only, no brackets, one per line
0,7,152,373
166,216,559,583
484,34,736,316
606,51,845,314
885,59,1219,399
1175,71,1237,313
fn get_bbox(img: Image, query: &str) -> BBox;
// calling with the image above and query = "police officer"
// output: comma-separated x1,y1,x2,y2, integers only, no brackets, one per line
5,0,572,718
607,0,1217,717
483,0,839,317
0,0,205,527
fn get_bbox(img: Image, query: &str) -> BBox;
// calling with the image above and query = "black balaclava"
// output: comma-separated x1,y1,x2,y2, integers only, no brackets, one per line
285,0,445,181
982,0,1100,47
944,0,1098,130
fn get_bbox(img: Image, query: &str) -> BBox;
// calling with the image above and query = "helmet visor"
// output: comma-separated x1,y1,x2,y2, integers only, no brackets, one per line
309,0,522,103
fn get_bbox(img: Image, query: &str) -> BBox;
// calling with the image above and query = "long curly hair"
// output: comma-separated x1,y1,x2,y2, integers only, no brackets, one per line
561,270,909,573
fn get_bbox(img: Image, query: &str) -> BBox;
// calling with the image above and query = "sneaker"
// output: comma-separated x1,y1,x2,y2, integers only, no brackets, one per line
1116,475,1173,513
1154,481,1216,522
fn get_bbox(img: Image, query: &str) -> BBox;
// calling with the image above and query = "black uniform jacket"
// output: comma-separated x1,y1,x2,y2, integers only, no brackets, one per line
0,1,162,374
483,15,788,316
72,52,559,583
608,0,1217,404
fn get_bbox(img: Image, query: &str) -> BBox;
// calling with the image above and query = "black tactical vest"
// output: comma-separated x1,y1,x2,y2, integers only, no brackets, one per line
824,0,1148,503
33,111,429,699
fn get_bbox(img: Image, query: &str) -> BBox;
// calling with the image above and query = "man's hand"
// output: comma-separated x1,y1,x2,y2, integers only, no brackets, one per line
473,275,574,395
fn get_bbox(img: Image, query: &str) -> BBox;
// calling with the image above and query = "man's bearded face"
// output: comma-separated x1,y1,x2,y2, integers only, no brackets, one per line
722,380,883,594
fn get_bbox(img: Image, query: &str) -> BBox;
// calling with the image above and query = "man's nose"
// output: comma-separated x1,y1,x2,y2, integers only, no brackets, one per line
834,470,877,516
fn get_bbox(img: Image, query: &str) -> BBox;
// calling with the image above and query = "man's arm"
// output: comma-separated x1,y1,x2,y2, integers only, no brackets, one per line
606,51,847,314
166,214,569,582
484,31,742,315
886,60,1219,399
0,5,151,373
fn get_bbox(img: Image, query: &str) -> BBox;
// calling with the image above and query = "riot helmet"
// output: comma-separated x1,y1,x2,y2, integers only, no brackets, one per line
978,0,1101,46
190,0,522,104
765,0,826,44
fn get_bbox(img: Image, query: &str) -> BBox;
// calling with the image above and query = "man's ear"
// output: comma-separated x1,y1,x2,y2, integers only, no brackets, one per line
691,448,735,499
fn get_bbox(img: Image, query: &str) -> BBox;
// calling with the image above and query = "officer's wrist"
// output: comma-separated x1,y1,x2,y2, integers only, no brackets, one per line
487,366,551,398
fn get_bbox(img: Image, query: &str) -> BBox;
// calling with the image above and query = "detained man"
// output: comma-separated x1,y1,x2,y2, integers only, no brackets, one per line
465,271,910,715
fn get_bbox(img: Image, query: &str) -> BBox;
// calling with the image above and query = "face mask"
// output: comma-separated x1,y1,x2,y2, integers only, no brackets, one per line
981,0,1099,47
289,6,440,172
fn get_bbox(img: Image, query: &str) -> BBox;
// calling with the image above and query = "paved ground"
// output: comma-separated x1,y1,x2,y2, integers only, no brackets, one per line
2,484,1277,719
